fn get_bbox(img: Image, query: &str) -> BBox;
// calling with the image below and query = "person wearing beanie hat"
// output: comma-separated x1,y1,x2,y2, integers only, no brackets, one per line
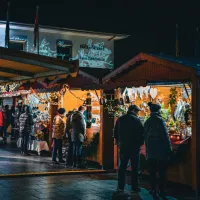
52,108,66,164
58,108,66,115
144,102,172,198
114,104,144,195
148,102,161,113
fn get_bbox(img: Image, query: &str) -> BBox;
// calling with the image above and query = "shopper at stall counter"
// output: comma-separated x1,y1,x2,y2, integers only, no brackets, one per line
19,105,34,156
144,102,172,199
71,106,86,168
52,108,66,164
114,105,144,196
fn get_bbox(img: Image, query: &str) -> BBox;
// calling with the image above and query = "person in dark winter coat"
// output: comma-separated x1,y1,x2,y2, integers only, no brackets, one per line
19,105,34,155
71,106,86,168
65,110,73,166
144,102,172,199
114,105,144,195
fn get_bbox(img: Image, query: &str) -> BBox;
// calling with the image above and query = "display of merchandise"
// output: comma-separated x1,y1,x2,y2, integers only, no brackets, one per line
174,100,187,122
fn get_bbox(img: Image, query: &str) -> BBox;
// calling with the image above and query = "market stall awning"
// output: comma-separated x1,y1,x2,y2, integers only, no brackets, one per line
12,70,99,95
0,47,78,83
101,53,199,89
58,70,100,89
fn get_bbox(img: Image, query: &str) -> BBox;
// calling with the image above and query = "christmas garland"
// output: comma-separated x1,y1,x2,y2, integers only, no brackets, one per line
169,87,178,105
104,104,128,117
83,132,99,157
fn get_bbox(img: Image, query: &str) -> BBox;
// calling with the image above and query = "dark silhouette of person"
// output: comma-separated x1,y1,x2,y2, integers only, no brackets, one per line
114,105,144,195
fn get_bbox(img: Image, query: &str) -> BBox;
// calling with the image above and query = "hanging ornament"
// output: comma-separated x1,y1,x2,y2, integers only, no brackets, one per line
144,86,150,98
137,86,144,100
150,88,158,99
132,87,138,99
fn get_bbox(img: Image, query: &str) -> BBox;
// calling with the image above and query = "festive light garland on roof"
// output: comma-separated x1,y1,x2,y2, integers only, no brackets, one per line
0,83,21,93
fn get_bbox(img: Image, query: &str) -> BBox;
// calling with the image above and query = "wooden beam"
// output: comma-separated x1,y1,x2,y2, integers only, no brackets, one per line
0,54,77,73
0,76,11,81
10,70,66,81
0,66,34,77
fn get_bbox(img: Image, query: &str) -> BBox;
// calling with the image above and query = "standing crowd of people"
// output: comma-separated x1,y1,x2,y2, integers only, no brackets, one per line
0,101,24,144
0,100,87,166
114,102,172,199
0,101,34,156
0,100,172,198
52,105,87,168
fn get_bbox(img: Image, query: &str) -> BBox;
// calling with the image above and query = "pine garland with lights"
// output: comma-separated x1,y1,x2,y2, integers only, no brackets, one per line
83,132,99,157
81,132,100,167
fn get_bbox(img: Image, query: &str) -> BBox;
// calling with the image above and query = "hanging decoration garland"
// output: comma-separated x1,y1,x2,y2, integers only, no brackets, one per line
0,82,21,93
169,87,178,105
83,132,99,157
28,92,61,105
68,90,85,102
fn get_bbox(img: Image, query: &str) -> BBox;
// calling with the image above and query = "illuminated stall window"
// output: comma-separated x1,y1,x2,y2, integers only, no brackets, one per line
56,39,72,60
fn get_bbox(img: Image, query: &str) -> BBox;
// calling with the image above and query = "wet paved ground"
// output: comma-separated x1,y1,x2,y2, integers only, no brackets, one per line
0,139,196,199
0,140,99,175
0,174,196,200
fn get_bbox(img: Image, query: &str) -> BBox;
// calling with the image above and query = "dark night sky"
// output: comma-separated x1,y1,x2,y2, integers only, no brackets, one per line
1,0,200,68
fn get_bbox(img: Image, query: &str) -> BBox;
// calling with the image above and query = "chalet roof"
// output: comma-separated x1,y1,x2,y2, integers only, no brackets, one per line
99,53,199,89
0,21,129,40
149,53,200,70
17,69,99,91
0,47,78,84
103,53,200,84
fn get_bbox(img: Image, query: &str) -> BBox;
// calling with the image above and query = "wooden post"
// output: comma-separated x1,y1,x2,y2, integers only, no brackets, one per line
192,76,197,190
101,89,115,169
196,76,200,198
114,88,121,169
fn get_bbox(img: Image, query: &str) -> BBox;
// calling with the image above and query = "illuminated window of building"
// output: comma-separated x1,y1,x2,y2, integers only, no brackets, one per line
56,39,72,60
9,35,27,51
10,40,26,51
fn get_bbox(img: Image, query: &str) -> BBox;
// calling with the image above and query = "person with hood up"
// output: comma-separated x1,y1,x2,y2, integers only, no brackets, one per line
19,105,34,155
52,108,66,164
71,106,86,168
114,105,144,196
144,102,172,199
